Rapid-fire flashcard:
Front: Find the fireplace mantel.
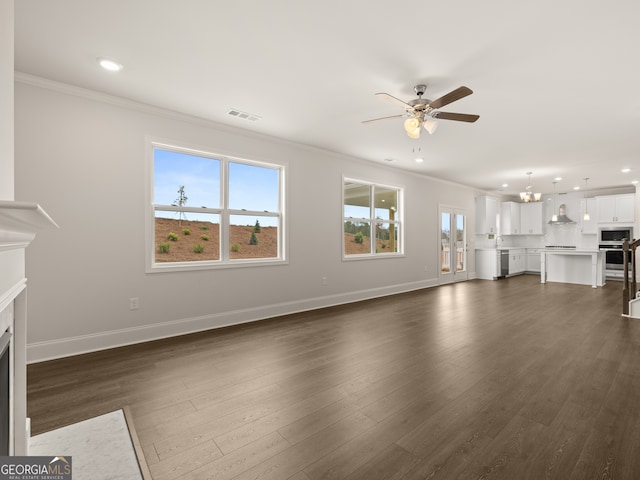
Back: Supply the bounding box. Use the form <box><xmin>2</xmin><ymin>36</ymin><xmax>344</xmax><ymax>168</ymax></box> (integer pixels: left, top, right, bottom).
<box><xmin>0</xmin><ymin>200</ymin><xmax>57</xmax><ymax>455</ymax></box>
<box><xmin>0</xmin><ymin>200</ymin><xmax>58</xmax><ymax>248</ymax></box>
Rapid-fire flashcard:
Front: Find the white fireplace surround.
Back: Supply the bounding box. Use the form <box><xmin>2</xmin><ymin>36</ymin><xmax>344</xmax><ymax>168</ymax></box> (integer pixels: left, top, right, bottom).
<box><xmin>0</xmin><ymin>200</ymin><xmax>57</xmax><ymax>455</ymax></box>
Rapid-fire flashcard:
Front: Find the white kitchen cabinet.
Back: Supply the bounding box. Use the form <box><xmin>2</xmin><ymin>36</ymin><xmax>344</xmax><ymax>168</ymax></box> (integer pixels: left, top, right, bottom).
<box><xmin>526</xmin><ymin>249</ymin><xmax>541</xmax><ymax>273</ymax></box>
<box><xmin>580</xmin><ymin>198</ymin><xmax>597</xmax><ymax>234</ymax></box>
<box><xmin>508</xmin><ymin>249</ymin><xmax>526</xmax><ymax>275</ymax></box>
<box><xmin>614</xmin><ymin>195</ymin><xmax>635</xmax><ymax>223</ymax></box>
<box><xmin>475</xmin><ymin>196</ymin><xmax>498</xmax><ymax>234</ymax></box>
<box><xmin>541</xmin><ymin>250</ymin><xmax>605</xmax><ymax>288</ymax></box>
<box><xmin>520</xmin><ymin>203</ymin><xmax>544</xmax><ymax>235</ymax></box>
<box><xmin>596</xmin><ymin>194</ymin><xmax>635</xmax><ymax>223</ymax></box>
<box><xmin>475</xmin><ymin>249</ymin><xmax>500</xmax><ymax>280</ymax></box>
<box><xmin>501</xmin><ymin>202</ymin><xmax>521</xmax><ymax>235</ymax></box>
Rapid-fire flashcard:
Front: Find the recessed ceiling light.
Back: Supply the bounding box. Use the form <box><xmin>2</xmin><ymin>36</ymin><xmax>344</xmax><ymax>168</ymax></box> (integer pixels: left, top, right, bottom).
<box><xmin>415</xmin><ymin>157</ymin><xmax>424</xmax><ymax>163</ymax></box>
<box><xmin>97</xmin><ymin>57</ymin><xmax>123</xmax><ymax>72</ymax></box>
<box><xmin>573</xmin><ymin>186</ymin><xmax>580</xmax><ymax>190</ymax></box>
<box><xmin>622</xmin><ymin>168</ymin><xmax>631</xmax><ymax>173</ymax></box>
<box><xmin>632</xmin><ymin>180</ymin><xmax>639</xmax><ymax>185</ymax></box>
<box><xmin>501</xmin><ymin>183</ymin><xmax>508</xmax><ymax>188</ymax></box>
<box><xmin>554</xmin><ymin>177</ymin><xmax>562</xmax><ymax>181</ymax></box>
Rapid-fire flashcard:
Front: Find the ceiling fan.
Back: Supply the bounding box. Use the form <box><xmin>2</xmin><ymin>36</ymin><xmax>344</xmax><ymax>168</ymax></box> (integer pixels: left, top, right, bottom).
<box><xmin>362</xmin><ymin>84</ymin><xmax>479</xmax><ymax>138</ymax></box>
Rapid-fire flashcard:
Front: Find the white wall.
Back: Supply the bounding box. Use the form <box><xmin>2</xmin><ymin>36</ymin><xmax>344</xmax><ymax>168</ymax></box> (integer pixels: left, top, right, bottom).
<box><xmin>0</xmin><ymin>0</ymin><xmax>14</xmax><ymax>200</ymax></box>
<box><xmin>15</xmin><ymin>78</ymin><xmax>477</xmax><ymax>362</ymax></box>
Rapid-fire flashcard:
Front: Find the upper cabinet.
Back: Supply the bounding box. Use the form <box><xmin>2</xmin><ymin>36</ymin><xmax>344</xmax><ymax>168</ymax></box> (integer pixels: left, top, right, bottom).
<box><xmin>520</xmin><ymin>203</ymin><xmax>544</xmax><ymax>235</ymax></box>
<box><xmin>499</xmin><ymin>201</ymin><xmax>543</xmax><ymax>235</ymax></box>
<box><xmin>475</xmin><ymin>196</ymin><xmax>498</xmax><ymax>234</ymax></box>
<box><xmin>596</xmin><ymin>194</ymin><xmax>635</xmax><ymax>224</ymax></box>
<box><xmin>500</xmin><ymin>201</ymin><xmax>521</xmax><ymax>235</ymax></box>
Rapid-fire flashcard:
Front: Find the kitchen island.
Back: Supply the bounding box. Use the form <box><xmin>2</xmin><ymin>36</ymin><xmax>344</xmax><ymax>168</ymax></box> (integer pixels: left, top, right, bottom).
<box><xmin>541</xmin><ymin>248</ymin><xmax>605</xmax><ymax>288</ymax></box>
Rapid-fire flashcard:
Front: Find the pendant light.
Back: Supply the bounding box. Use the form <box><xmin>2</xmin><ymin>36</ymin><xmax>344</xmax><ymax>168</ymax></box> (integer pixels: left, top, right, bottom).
<box><xmin>551</xmin><ymin>181</ymin><xmax>558</xmax><ymax>222</ymax></box>
<box><xmin>583</xmin><ymin>177</ymin><xmax>590</xmax><ymax>221</ymax></box>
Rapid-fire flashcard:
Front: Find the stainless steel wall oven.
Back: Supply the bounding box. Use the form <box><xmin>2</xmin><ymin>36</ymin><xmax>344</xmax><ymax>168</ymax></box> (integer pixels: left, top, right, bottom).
<box><xmin>599</xmin><ymin>226</ymin><xmax>634</xmax><ymax>274</ymax></box>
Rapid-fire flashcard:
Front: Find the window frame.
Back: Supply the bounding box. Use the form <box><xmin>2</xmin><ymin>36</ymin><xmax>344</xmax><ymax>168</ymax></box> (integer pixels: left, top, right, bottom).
<box><xmin>146</xmin><ymin>139</ymin><xmax>287</xmax><ymax>272</ymax></box>
<box><xmin>342</xmin><ymin>177</ymin><xmax>404</xmax><ymax>260</ymax></box>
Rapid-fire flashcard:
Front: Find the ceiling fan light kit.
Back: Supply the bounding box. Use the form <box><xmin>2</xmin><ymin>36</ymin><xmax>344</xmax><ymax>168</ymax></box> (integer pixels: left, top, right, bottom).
<box><xmin>423</xmin><ymin>118</ymin><xmax>439</xmax><ymax>135</ymax></box>
<box><xmin>404</xmin><ymin>117</ymin><xmax>421</xmax><ymax>138</ymax></box>
<box><xmin>363</xmin><ymin>84</ymin><xmax>479</xmax><ymax>139</ymax></box>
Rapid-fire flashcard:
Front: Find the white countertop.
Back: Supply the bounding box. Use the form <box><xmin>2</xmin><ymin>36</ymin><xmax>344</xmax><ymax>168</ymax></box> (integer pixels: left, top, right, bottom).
<box><xmin>476</xmin><ymin>247</ymin><xmax>600</xmax><ymax>254</ymax></box>
<box><xmin>542</xmin><ymin>248</ymin><xmax>600</xmax><ymax>254</ymax></box>
<box><xmin>475</xmin><ymin>247</ymin><xmax>542</xmax><ymax>251</ymax></box>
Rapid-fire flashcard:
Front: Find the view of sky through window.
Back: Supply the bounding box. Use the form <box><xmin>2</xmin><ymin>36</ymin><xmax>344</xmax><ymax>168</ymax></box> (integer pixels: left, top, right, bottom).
<box><xmin>154</xmin><ymin>148</ymin><xmax>280</xmax><ymax>226</ymax></box>
<box><xmin>154</xmin><ymin>149</ymin><xmax>220</xmax><ymax>208</ymax></box>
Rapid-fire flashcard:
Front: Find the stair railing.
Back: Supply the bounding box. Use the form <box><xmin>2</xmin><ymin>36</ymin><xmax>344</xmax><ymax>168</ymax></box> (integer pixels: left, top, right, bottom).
<box><xmin>623</xmin><ymin>238</ymin><xmax>640</xmax><ymax>315</ymax></box>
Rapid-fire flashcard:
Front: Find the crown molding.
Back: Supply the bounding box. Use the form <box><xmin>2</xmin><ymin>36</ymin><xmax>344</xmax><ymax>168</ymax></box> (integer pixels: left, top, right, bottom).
<box><xmin>14</xmin><ymin>72</ymin><xmax>312</xmax><ymax>149</ymax></box>
<box><xmin>14</xmin><ymin>72</ymin><xmax>479</xmax><ymax>194</ymax></box>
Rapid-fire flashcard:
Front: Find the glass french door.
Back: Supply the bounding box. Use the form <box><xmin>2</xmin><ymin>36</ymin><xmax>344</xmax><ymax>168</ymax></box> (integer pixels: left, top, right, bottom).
<box><xmin>439</xmin><ymin>206</ymin><xmax>468</xmax><ymax>284</ymax></box>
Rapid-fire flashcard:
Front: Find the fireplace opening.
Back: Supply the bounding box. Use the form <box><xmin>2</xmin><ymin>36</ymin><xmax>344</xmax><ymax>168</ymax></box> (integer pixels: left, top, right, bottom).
<box><xmin>0</xmin><ymin>330</ymin><xmax>11</xmax><ymax>456</ymax></box>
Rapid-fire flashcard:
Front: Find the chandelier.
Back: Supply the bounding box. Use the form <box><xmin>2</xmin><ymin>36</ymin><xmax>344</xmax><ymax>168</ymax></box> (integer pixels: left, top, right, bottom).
<box><xmin>520</xmin><ymin>172</ymin><xmax>541</xmax><ymax>203</ymax></box>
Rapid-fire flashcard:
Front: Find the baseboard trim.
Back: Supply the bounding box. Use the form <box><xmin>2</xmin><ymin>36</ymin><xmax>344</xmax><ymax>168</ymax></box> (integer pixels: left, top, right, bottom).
<box><xmin>27</xmin><ymin>278</ymin><xmax>439</xmax><ymax>363</ymax></box>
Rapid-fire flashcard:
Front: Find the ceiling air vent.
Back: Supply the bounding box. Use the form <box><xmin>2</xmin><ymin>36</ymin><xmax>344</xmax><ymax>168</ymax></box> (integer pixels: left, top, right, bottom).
<box><xmin>227</xmin><ymin>109</ymin><xmax>262</xmax><ymax>122</ymax></box>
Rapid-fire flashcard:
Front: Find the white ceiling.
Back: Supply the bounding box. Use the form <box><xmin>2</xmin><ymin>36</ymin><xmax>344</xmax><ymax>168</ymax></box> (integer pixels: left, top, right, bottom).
<box><xmin>14</xmin><ymin>0</ymin><xmax>640</xmax><ymax>197</ymax></box>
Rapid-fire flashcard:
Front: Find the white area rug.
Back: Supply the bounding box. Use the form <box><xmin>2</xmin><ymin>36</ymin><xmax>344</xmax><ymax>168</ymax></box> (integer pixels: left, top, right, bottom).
<box><xmin>29</xmin><ymin>410</ymin><xmax>143</xmax><ymax>480</ymax></box>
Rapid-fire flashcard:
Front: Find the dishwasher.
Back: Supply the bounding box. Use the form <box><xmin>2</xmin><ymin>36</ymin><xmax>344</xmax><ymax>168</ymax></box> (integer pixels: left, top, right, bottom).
<box><xmin>499</xmin><ymin>249</ymin><xmax>509</xmax><ymax>278</ymax></box>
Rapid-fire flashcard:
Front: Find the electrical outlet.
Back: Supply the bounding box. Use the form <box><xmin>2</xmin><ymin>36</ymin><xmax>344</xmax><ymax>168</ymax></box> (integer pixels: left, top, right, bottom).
<box><xmin>321</xmin><ymin>276</ymin><xmax>327</xmax><ymax>286</ymax></box>
<box><xmin>130</xmin><ymin>297</ymin><xmax>139</xmax><ymax>310</ymax></box>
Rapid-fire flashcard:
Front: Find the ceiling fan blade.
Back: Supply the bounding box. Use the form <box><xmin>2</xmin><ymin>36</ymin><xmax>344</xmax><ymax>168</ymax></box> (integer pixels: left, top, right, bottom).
<box><xmin>428</xmin><ymin>86</ymin><xmax>473</xmax><ymax>109</ymax></box>
<box><xmin>431</xmin><ymin>111</ymin><xmax>480</xmax><ymax>123</ymax></box>
<box><xmin>361</xmin><ymin>114</ymin><xmax>405</xmax><ymax>124</ymax></box>
<box><xmin>375</xmin><ymin>92</ymin><xmax>413</xmax><ymax>110</ymax></box>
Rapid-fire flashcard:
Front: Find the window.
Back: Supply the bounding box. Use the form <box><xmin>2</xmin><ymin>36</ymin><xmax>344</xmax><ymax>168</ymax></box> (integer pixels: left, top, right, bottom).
<box><xmin>343</xmin><ymin>179</ymin><xmax>402</xmax><ymax>257</ymax></box>
<box><xmin>149</xmin><ymin>142</ymin><xmax>284</xmax><ymax>271</ymax></box>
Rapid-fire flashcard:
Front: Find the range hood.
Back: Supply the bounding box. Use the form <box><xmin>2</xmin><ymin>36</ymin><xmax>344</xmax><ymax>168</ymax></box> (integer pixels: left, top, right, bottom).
<box><xmin>548</xmin><ymin>203</ymin><xmax>576</xmax><ymax>225</ymax></box>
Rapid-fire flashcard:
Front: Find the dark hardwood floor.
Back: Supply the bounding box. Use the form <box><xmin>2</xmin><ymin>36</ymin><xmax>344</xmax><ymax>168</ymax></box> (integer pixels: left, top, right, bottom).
<box><xmin>27</xmin><ymin>275</ymin><xmax>640</xmax><ymax>479</ymax></box>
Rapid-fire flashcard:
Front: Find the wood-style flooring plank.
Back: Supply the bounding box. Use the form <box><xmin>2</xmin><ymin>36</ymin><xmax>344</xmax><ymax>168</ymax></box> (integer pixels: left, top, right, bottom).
<box><xmin>303</xmin><ymin>395</ymin><xmax>451</xmax><ymax>480</ymax></box>
<box><xmin>399</xmin><ymin>426</ymin><xmax>493</xmax><ymax>480</ymax></box>
<box><xmin>454</xmin><ymin>414</ymin><xmax>546</xmax><ymax>480</ymax></box>
<box><xmin>519</xmin><ymin>399</ymin><xmax>593</xmax><ymax>480</ymax></box>
<box><xmin>231</xmin><ymin>412</ymin><xmax>377</xmax><ymax>480</ymax></box>
<box><xmin>342</xmin><ymin>444</ymin><xmax>421</xmax><ymax>480</ymax></box>
<box><xmin>183</xmin><ymin>431</ymin><xmax>290</xmax><ymax>480</ymax></box>
<box><xmin>569</xmin><ymin>371</ymin><xmax>640</xmax><ymax>479</ymax></box>
<box><xmin>148</xmin><ymin>440</ymin><xmax>222</xmax><ymax>480</ymax></box>
<box><xmin>26</xmin><ymin>275</ymin><xmax>640</xmax><ymax>479</ymax></box>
